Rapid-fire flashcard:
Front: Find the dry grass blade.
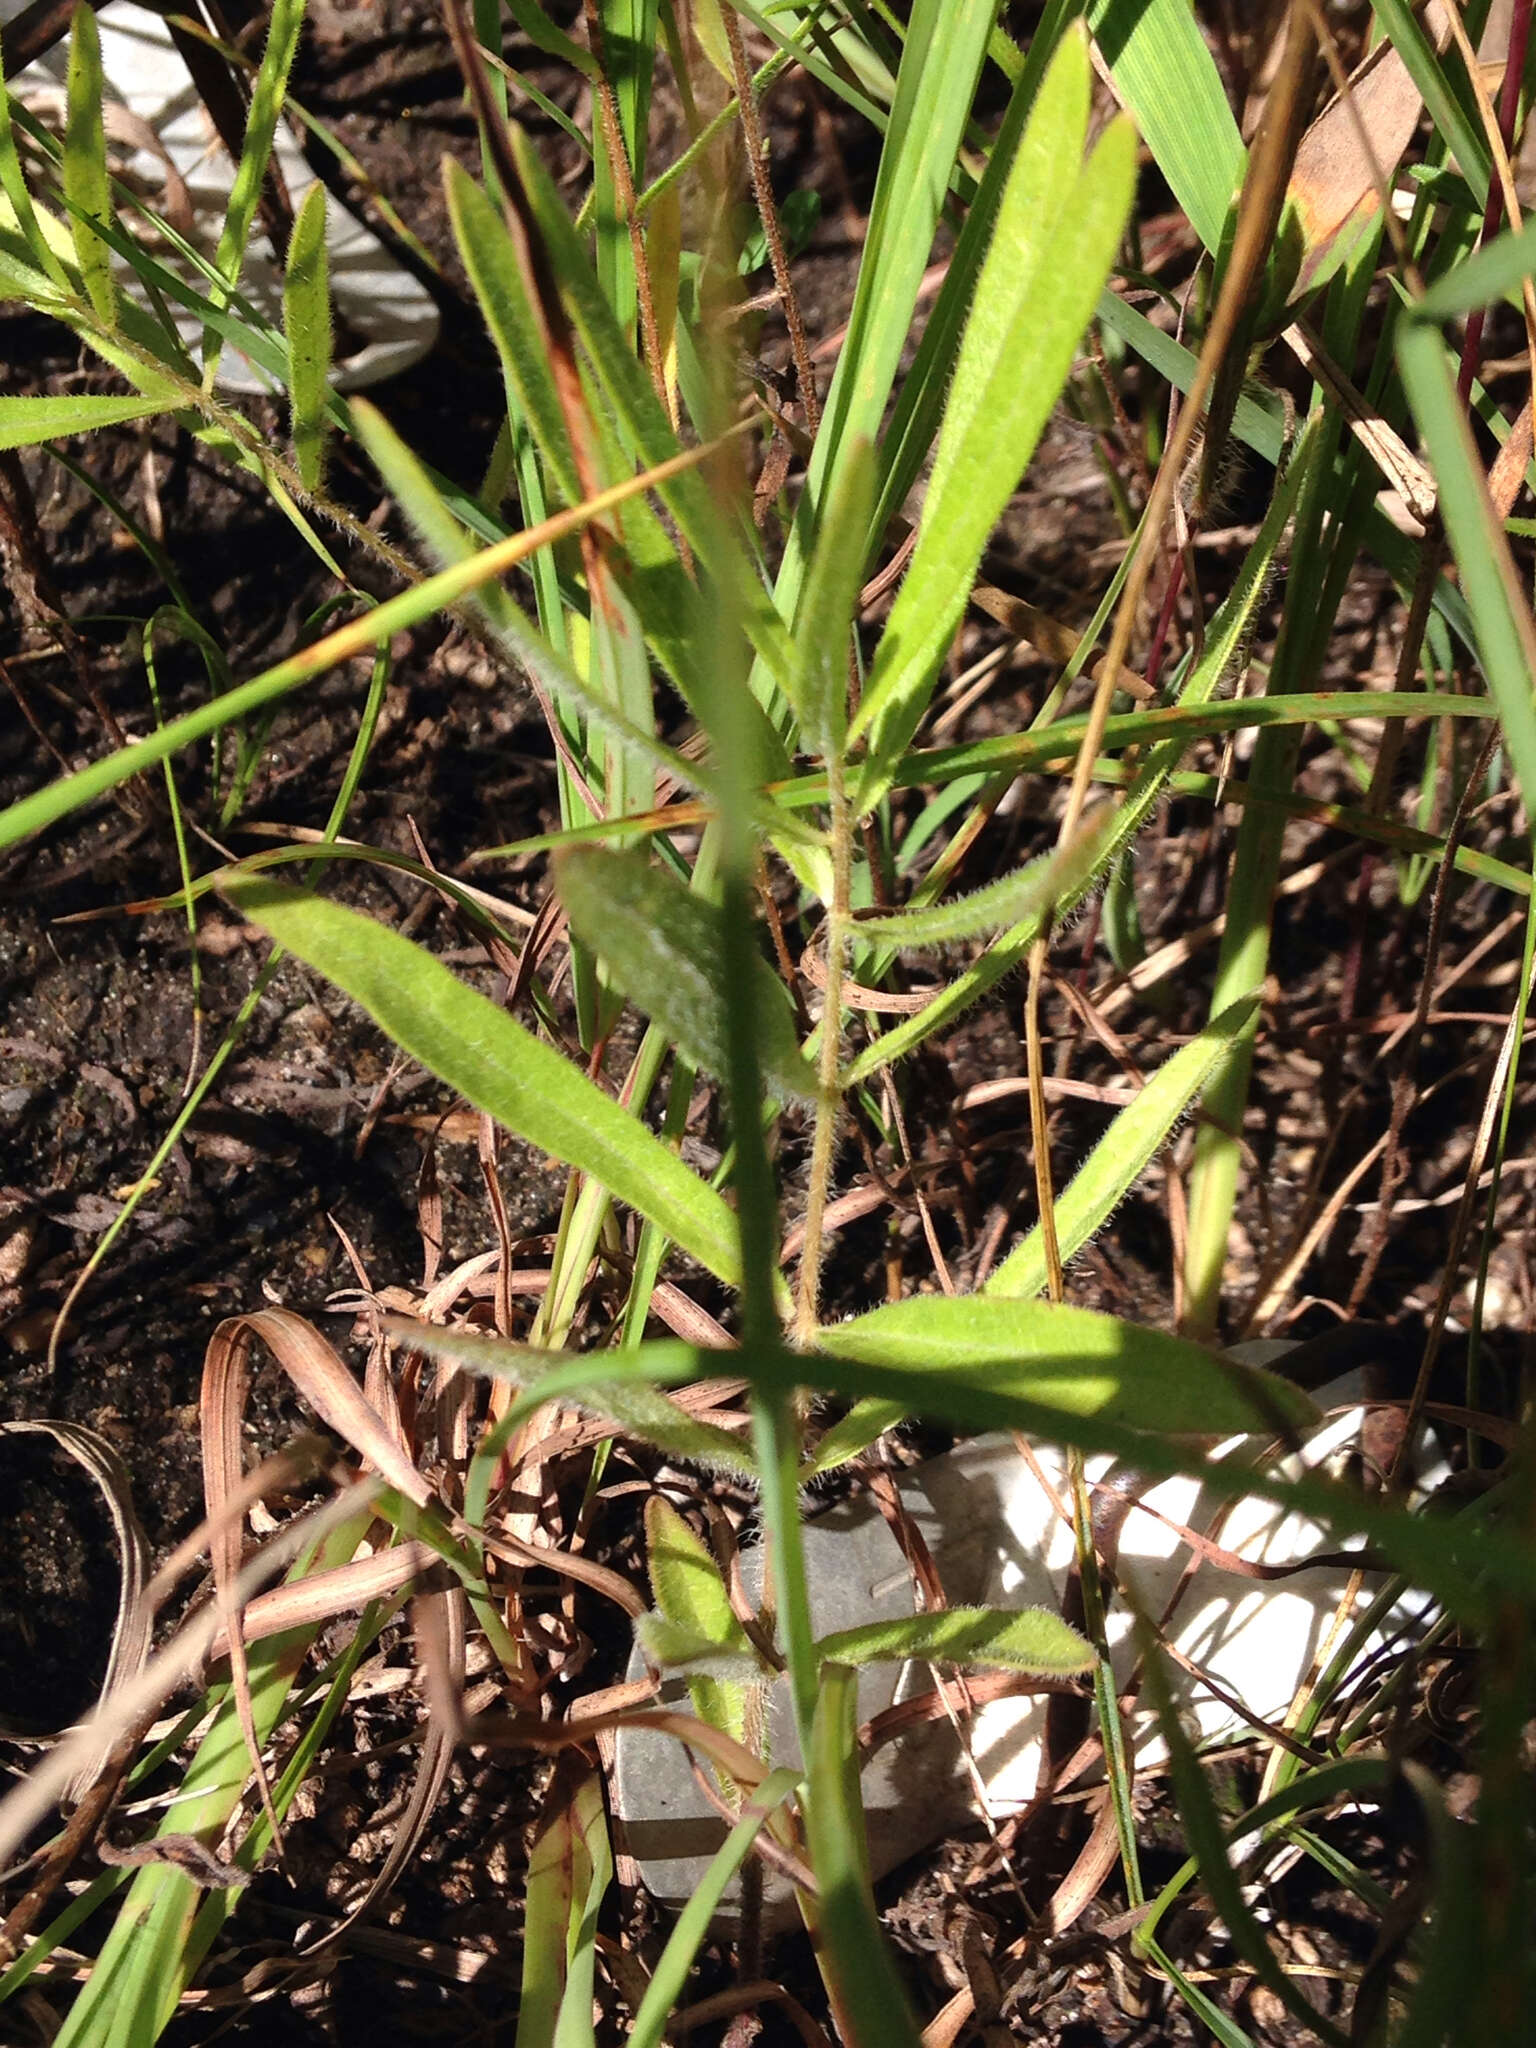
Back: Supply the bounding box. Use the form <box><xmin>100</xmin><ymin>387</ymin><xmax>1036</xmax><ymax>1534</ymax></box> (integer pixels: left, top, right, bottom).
<box><xmin>204</xmin><ymin>1540</ymin><xmax>446</xmax><ymax>1658</ymax></box>
<box><xmin>296</xmin><ymin>1588</ymin><xmax>468</xmax><ymax>1961</ymax></box>
<box><xmin>200</xmin><ymin>1310</ymin><xmax>434</xmax><ymax>1849</ymax></box>
<box><xmin>0</xmin><ymin>1484</ymin><xmax>377</xmax><ymax>1874</ymax></box>
<box><xmin>0</xmin><ymin>1420</ymin><xmax>150</xmax><ymax>1803</ymax></box>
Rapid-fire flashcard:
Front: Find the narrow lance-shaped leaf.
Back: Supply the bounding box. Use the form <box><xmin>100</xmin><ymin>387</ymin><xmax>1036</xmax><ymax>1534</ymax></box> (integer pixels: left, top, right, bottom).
<box><xmin>555</xmin><ymin>844</ymin><xmax>816</xmax><ymax>1102</ymax></box>
<box><xmin>1085</xmin><ymin>0</ymin><xmax>1244</xmax><ymax>255</ymax></box>
<box><xmin>0</xmin><ymin>28</ymin><xmax>70</xmax><ymax>292</ymax></box>
<box><xmin>813</xmin><ymin>1605</ymin><xmax>1094</xmax><ymax>1676</ymax></box>
<box><xmin>0</xmin><ymin>392</ymin><xmax>176</xmax><ymax>449</ymax></box>
<box><xmin>986</xmin><ymin>991</ymin><xmax>1262</xmax><ymax>1298</ymax></box>
<box><xmin>218</xmin><ymin>877</ymin><xmax>744</xmax><ymax>1286</ymax></box>
<box><xmin>804</xmin><ymin>1667</ymin><xmax>923</xmax><ymax>2048</ymax></box>
<box><xmin>854</xmin><ymin>807</ymin><xmax>1116</xmax><ymax>950</ymax></box>
<box><xmin>284</xmin><ymin>181</ymin><xmax>331</xmax><ymax>493</ymax></box>
<box><xmin>842</xmin><ymin>412</ymin><xmax>1317</xmax><ymax>1085</ymax></box>
<box><xmin>1398</xmin><ymin>317</ymin><xmax>1536</xmax><ymax>841</ymax></box>
<box><xmin>852</xmin><ymin>35</ymin><xmax>1137</xmax><ymax>810</ymax></box>
<box><xmin>645</xmin><ymin>1497</ymin><xmax>759</xmax><ymax>1756</ymax></box>
<box><xmin>64</xmin><ymin>2</ymin><xmax>115</xmax><ymax>325</ymax></box>
<box><xmin>816</xmin><ymin>1298</ymin><xmax>1320</xmax><ymax>1437</ymax></box>
<box><xmin>209</xmin><ymin>0</ymin><xmax>305</xmax><ymax>311</ymax></box>
<box><xmin>786</xmin><ymin>434</ymin><xmax>876</xmax><ymax>759</ymax></box>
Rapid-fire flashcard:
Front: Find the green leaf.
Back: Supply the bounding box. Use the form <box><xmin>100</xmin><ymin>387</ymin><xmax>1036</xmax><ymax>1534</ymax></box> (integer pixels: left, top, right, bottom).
<box><xmin>813</xmin><ymin>1605</ymin><xmax>1094</xmax><ymax>1676</ymax></box>
<box><xmin>771</xmin><ymin>0</ymin><xmax>999</xmax><ymax>626</ymax></box>
<box><xmin>506</xmin><ymin>126</ymin><xmax>794</xmax><ymax>711</ymax></box>
<box><xmin>801</xmin><ymin>1397</ymin><xmax>906</xmax><ymax>1479</ymax></box>
<box><xmin>816</xmin><ymin>1298</ymin><xmax>1320</xmax><ymax>1437</ymax></box>
<box><xmin>554</xmin><ymin>844</ymin><xmax>815</xmax><ymax>1101</ymax></box>
<box><xmin>444</xmin><ymin>158</ymin><xmax>577</xmax><ymax>504</ymax></box>
<box><xmin>218</xmin><ymin>877</ymin><xmax>743</xmax><ymax>1285</ymax></box>
<box><xmin>0</xmin><ymin>29</ymin><xmax>70</xmax><ymax>293</ymax></box>
<box><xmin>208</xmin><ymin>0</ymin><xmax>305</xmax><ymax>338</ymax></box>
<box><xmin>1398</xmin><ymin>321</ymin><xmax>1536</xmax><ymax>849</ymax></box>
<box><xmin>625</xmin><ymin>1770</ymin><xmax>801</xmax><ymax>2048</ymax></box>
<box><xmin>1086</xmin><ymin>0</ymin><xmax>1244</xmax><ymax>253</ymax></box>
<box><xmin>1369</xmin><ymin>0</ymin><xmax>1488</xmax><ymax>212</ymax></box>
<box><xmin>804</xmin><ymin>1666</ymin><xmax>923</xmax><ymax>2048</ymax></box>
<box><xmin>851</xmin><ymin>36</ymin><xmax>1137</xmax><ymax>808</ymax></box>
<box><xmin>646</xmin><ymin>1497</ymin><xmax>758</xmax><ymax>1754</ymax></box>
<box><xmin>986</xmin><ymin>992</ymin><xmax>1261</xmax><ymax>1297</ymax></box>
<box><xmin>635</xmin><ymin>1615</ymin><xmax>762</xmax><ymax>1675</ymax></box>
<box><xmin>853</xmin><ymin>809</ymin><xmax>1116</xmax><ymax>950</ymax></box>
<box><xmin>63</xmin><ymin>2</ymin><xmax>114</xmax><ymax>325</ymax></box>
<box><xmin>1140</xmin><ymin>1634</ymin><xmax>1348</xmax><ymax>2048</ymax></box>
<box><xmin>1414</xmin><ymin>216</ymin><xmax>1536</xmax><ymax>323</ymax></box>
<box><xmin>842</xmin><ymin>411</ymin><xmax>1315</xmax><ymax>1084</ymax></box>
<box><xmin>0</xmin><ymin>391</ymin><xmax>176</xmax><ymax>449</ymax></box>
<box><xmin>785</xmin><ymin>434</ymin><xmax>875</xmax><ymax>758</ymax></box>
<box><xmin>283</xmin><ymin>181</ymin><xmax>331</xmax><ymax>493</ymax></box>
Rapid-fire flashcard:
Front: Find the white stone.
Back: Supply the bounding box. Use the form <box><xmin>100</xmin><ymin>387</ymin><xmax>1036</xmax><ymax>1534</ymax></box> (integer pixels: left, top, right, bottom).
<box><xmin>6</xmin><ymin>2</ymin><xmax>439</xmax><ymax>393</ymax></box>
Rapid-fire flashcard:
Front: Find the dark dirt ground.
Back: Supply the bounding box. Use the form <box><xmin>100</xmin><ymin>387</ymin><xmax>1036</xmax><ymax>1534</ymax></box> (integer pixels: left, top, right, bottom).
<box><xmin>2</xmin><ymin>3</ymin><xmax>1533</xmax><ymax>2043</ymax></box>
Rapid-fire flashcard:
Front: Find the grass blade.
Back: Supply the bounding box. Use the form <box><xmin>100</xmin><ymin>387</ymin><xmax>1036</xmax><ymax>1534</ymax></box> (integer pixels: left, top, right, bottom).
<box><xmin>813</xmin><ymin>1606</ymin><xmax>1093</xmax><ymax>1675</ymax></box>
<box><xmin>205</xmin><ymin>0</ymin><xmax>306</xmax><ymax>369</ymax></box>
<box><xmin>852</xmin><ymin>32</ymin><xmax>1136</xmax><ymax>806</ymax></box>
<box><xmin>626</xmin><ymin>1770</ymin><xmax>801</xmax><ymax>2048</ymax></box>
<box><xmin>814</xmin><ymin>1298</ymin><xmax>1319</xmax><ymax>1435</ymax></box>
<box><xmin>803</xmin><ymin>1665</ymin><xmax>922</xmax><ymax>2048</ymax></box>
<box><xmin>0</xmin><ymin>391</ymin><xmax>178</xmax><ymax>446</ymax></box>
<box><xmin>772</xmin><ymin>0</ymin><xmax>998</xmax><ymax>623</ymax></box>
<box><xmin>1086</xmin><ymin>0</ymin><xmax>1243</xmax><ymax>252</ymax></box>
<box><xmin>1399</xmin><ymin>317</ymin><xmax>1536</xmax><ymax>847</ymax></box>
<box><xmin>986</xmin><ymin>992</ymin><xmax>1261</xmax><ymax>1298</ymax></box>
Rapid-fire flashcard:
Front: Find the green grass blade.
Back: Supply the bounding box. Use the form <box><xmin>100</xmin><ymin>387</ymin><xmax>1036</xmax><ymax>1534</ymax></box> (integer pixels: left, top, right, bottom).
<box><xmin>0</xmin><ymin>431</ymin><xmax>739</xmax><ymax>854</ymax></box>
<box><xmin>1370</xmin><ymin>0</ymin><xmax>1489</xmax><ymax>210</ymax></box>
<box><xmin>772</xmin><ymin>0</ymin><xmax>998</xmax><ymax>622</ymax></box>
<box><xmin>218</xmin><ymin>878</ymin><xmax>743</xmax><ymax>1286</ymax></box>
<box><xmin>205</xmin><ymin>0</ymin><xmax>306</xmax><ymax>366</ymax></box>
<box><xmin>842</xmin><ymin>420</ymin><xmax>1313</xmax><ymax>1082</ymax></box>
<box><xmin>0</xmin><ymin>32</ymin><xmax>70</xmax><ymax>291</ymax></box>
<box><xmin>1398</xmin><ymin>320</ymin><xmax>1536</xmax><ymax>830</ymax></box>
<box><xmin>804</xmin><ymin>1665</ymin><xmax>923</xmax><ymax>2048</ymax></box>
<box><xmin>1085</xmin><ymin>0</ymin><xmax>1244</xmax><ymax>252</ymax></box>
<box><xmin>986</xmin><ymin>992</ymin><xmax>1261</xmax><ymax>1298</ymax></box>
<box><xmin>1414</xmin><ymin>214</ymin><xmax>1536</xmax><ymax>322</ymax></box>
<box><xmin>785</xmin><ymin>434</ymin><xmax>875</xmax><ymax>757</ymax></box>
<box><xmin>852</xmin><ymin>40</ymin><xmax>1135</xmax><ymax>806</ymax></box>
<box><xmin>626</xmin><ymin>1770</ymin><xmax>801</xmax><ymax>2048</ymax></box>
<box><xmin>445</xmin><ymin>158</ymin><xmax>578</xmax><ymax>501</ymax></box>
<box><xmin>63</xmin><ymin>2</ymin><xmax>115</xmax><ymax>325</ymax></box>
<box><xmin>869</xmin><ymin>0</ymin><xmax>1084</xmax><ymax>543</ymax></box>
<box><xmin>283</xmin><ymin>181</ymin><xmax>331</xmax><ymax>492</ymax></box>
<box><xmin>1139</xmin><ymin>1633</ymin><xmax>1348</xmax><ymax>2048</ymax></box>
<box><xmin>852</xmin><ymin>812</ymin><xmax>1114</xmax><ymax>950</ymax></box>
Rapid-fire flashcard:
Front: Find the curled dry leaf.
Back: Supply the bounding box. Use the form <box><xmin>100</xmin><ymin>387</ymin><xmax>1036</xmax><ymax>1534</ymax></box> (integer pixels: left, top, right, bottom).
<box><xmin>0</xmin><ymin>1418</ymin><xmax>150</xmax><ymax>1797</ymax></box>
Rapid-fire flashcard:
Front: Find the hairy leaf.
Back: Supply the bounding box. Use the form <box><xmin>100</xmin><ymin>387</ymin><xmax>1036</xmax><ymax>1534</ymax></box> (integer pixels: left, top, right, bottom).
<box><xmin>555</xmin><ymin>844</ymin><xmax>815</xmax><ymax>1100</ymax></box>
<box><xmin>814</xmin><ymin>1605</ymin><xmax>1093</xmax><ymax>1676</ymax></box>
<box><xmin>219</xmin><ymin>878</ymin><xmax>742</xmax><ymax>1285</ymax></box>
